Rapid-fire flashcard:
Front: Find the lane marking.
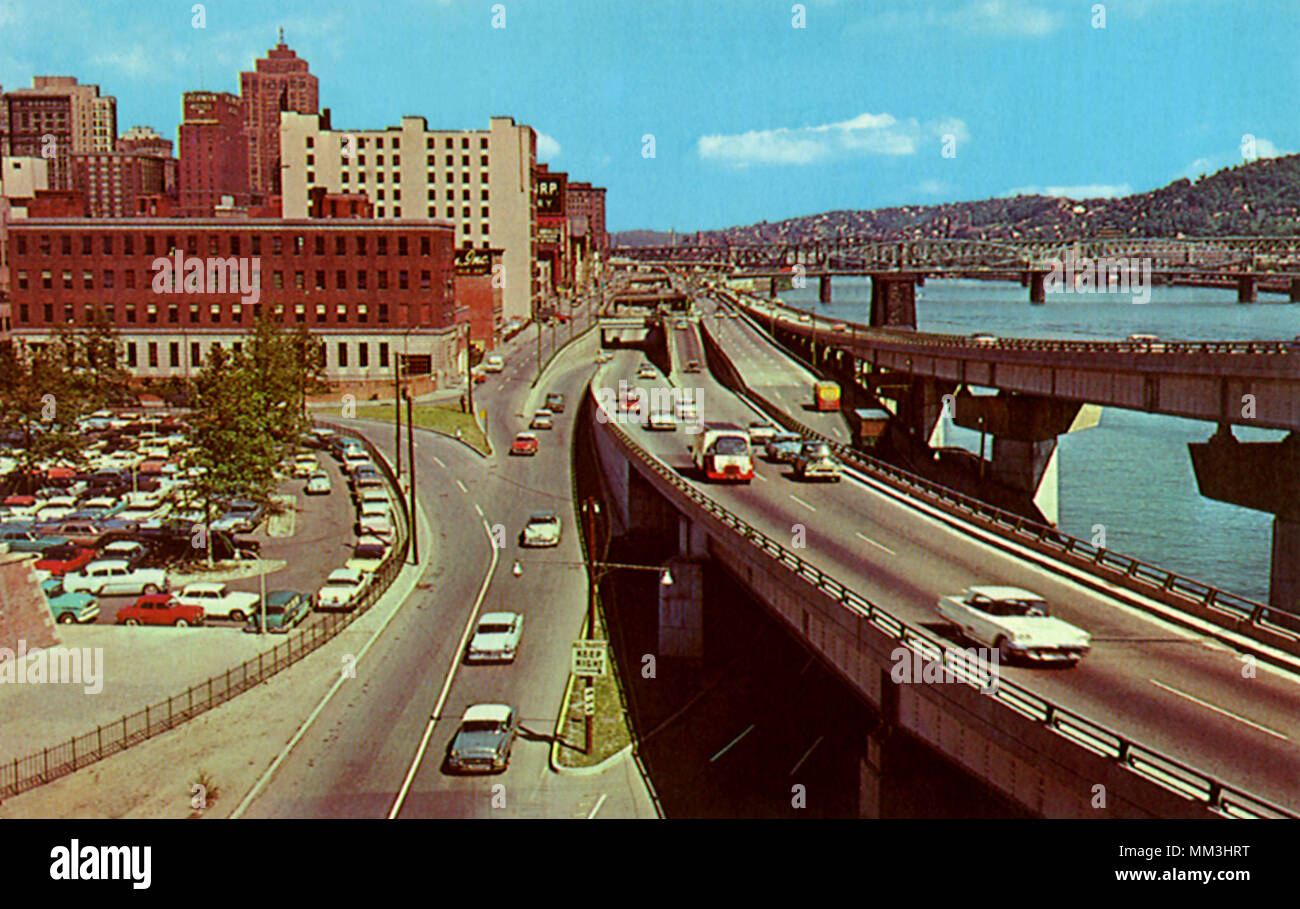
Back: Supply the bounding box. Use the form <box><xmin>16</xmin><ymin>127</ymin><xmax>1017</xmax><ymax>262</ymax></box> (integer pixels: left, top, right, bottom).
<box><xmin>710</xmin><ymin>724</ymin><xmax>755</xmax><ymax>762</ymax></box>
<box><xmin>752</xmin><ymin>471</ymin><xmax>767</xmax><ymax>482</ymax></box>
<box><xmin>789</xmin><ymin>735</ymin><xmax>824</xmax><ymax>776</ymax></box>
<box><xmin>455</xmin><ymin>479</ymin><xmax>468</xmax><ymax>494</ymax></box>
<box><xmin>389</xmin><ymin>518</ymin><xmax>502</xmax><ymax>818</ymax></box>
<box><xmin>473</xmin><ymin>503</ymin><xmax>484</xmax><ymax>517</ymax></box>
<box><xmin>587</xmin><ymin>793</ymin><xmax>609</xmax><ymax>819</ymax></box>
<box><xmin>432</xmin><ymin>456</ymin><xmax>446</xmax><ymax>469</ymax></box>
<box><xmin>855</xmin><ymin>531</ymin><xmax>896</xmax><ymax>555</ymax></box>
<box><xmin>788</xmin><ymin>494</ymin><xmax>817</xmax><ymax>513</ymax></box>
<box><xmin>1148</xmin><ymin>678</ymin><xmax>1289</xmax><ymax>741</ymax></box>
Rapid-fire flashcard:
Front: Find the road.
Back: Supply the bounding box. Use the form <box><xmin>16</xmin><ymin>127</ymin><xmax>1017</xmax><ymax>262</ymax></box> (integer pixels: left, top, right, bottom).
<box><xmin>239</xmin><ymin>311</ymin><xmax>657</xmax><ymax>819</ymax></box>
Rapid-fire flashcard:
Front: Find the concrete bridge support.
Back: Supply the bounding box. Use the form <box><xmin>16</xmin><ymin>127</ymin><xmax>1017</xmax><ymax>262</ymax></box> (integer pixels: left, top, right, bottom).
<box><xmin>1238</xmin><ymin>275</ymin><xmax>1258</xmax><ymax>303</ymax></box>
<box><xmin>952</xmin><ymin>392</ymin><xmax>1101</xmax><ymax>526</ymax></box>
<box><xmin>901</xmin><ymin>377</ymin><xmax>955</xmax><ymax>449</ymax></box>
<box><xmin>1189</xmin><ymin>428</ymin><xmax>1300</xmax><ymax>612</ymax></box>
<box><xmin>1028</xmin><ymin>270</ymin><xmax>1047</xmax><ymax>305</ymax></box>
<box><xmin>769</xmin><ymin>277</ymin><xmax>780</xmax><ymax>299</ymax></box>
<box><xmin>1290</xmin><ymin>278</ymin><xmax>1300</xmax><ymax>303</ymax></box>
<box><xmin>819</xmin><ymin>274</ymin><xmax>833</xmax><ymax>304</ymax></box>
<box><xmin>859</xmin><ymin>669</ymin><xmax>898</xmax><ymax>818</ymax></box>
<box><xmin>658</xmin><ymin>557</ymin><xmax>704</xmax><ymax>661</ymax></box>
<box><xmin>869</xmin><ymin>274</ymin><xmax>917</xmax><ymax>328</ymax></box>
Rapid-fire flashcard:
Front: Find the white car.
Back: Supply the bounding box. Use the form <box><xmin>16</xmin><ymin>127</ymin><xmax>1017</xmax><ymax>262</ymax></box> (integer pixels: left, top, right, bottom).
<box><xmin>343</xmin><ymin>453</ymin><xmax>373</xmax><ymax>475</ymax></box>
<box><xmin>359</xmin><ymin>513</ymin><xmax>395</xmax><ymax>539</ymax></box>
<box><xmin>530</xmin><ymin>409</ymin><xmax>554</xmax><ymax>430</ymax></box>
<box><xmin>936</xmin><ymin>585</ymin><xmax>1092</xmax><ymax>665</ymax></box>
<box><xmin>174</xmin><ymin>582</ymin><xmax>260</xmax><ymax>621</ymax></box>
<box><xmin>358</xmin><ymin>500</ymin><xmax>392</xmax><ymax>525</ymax></box>
<box><xmin>345</xmin><ymin>536</ymin><xmax>389</xmax><ymax>574</ymax></box>
<box><xmin>293</xmin><ymin>454</ymin><xmax>320</xmax><ymax>478</ymax></box>
<box><xmin>519</xmin><ymin>511</ymin><xmax>561</xmax><ymax>547</ymax></box>
<box><xmin>63</xmin><ymin>560</ymin><xmax>168</xmax><ymax>597</ymax></box>
<box><xmin>747</xmin><ymin>422</ymin><xmax>778</xmax><ymax>445</ymax></box>
<box><xmin>316</xmin><ymin>566</ymin><xmax>368</xmax><ymax>610</ymax></box>
<box><xmin>306</xmin><ymin>471</ymin><xmax>332</xmax><ymax>495</ymax></box>
<box><xmin>483</xmin><ymin>354</ymin><xmax>505</xmax><ymax>373</ymax></box>
<box><xmin>647</xmin><ymin>410</ymin><xmax>677</xmax><ymax>431</ymax></box>
<box><xmin>466</xmin><ymin>612</ymin><xmax>524</xmax><ymax>662</ymax></box>
<box><xmin>636</xmin><ymin>365</ymin><xmax>657</xmax><ymax>381</ymax></box>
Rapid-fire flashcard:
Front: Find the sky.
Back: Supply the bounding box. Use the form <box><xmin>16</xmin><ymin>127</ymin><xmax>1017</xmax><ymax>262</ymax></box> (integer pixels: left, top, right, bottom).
<box><xmin>1</xmin><ymin>0</ymin><xmax>1296</xmax><ymax>232</ymax></box>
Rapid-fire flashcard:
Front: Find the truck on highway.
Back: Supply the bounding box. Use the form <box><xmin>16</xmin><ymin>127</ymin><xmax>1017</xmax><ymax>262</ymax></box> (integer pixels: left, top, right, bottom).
<box><xmin>813</xmin><ymin>380</ymin><xmax>841</xmax><ymax>412</ymax></box>
<box><xmin>690</xmin><ymin>422</ymin><xmax>754</xmax><ymax>482</ymax></box>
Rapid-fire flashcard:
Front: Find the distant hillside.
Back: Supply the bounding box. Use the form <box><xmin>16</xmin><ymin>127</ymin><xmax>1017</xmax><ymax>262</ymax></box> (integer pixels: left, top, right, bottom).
<box><xmin>621</xmin><ymin>155</ymin><xmax>1300</xmax><ymax>247</ymax></box>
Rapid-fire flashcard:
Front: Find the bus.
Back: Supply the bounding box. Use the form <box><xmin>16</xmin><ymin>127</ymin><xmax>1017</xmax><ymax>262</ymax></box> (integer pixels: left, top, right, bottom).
<box><xmin>690</xmin><ymin>422</ymin><xmax>754</xmax><ymax>482</ymax></box>
<box><xmin>813</xmin><ymin>380</ymin><xmax>841</xmax><ymax>412</ymax></box>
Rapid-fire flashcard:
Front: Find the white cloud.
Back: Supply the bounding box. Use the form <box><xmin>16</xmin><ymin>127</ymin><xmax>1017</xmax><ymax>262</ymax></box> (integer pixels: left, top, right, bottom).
<box><xmin>1175</xmin><ymin>137</ymin><xmax>1293</xmax><ymax>180</ymax></box>
<box><xmin>873</xmin><ymin>0</ymin><xmax>1064</xmax><ymax>37</ymax></box>
<box><xmin>1002</xmin><ymin>184</ymin><xmax>1132</xmax><ymax>199</ymax></box>
<box><xmin>698</xmin><ymin>111</ymin><xmax>968</xmax><ymax>168</ymax></box>
<box><xmin>916</xmin><ymin>179</ymin><xmax>954</xmax><ymax>195</ymax></box>
<box><xmin>536</xmin><ymin>133</ymin><xmax>561</xmax><ymax>161</ymax></box>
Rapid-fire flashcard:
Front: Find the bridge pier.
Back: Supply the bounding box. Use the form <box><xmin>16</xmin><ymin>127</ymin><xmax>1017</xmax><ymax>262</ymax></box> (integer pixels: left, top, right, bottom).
<box><xmin>1189</xmin><ymin>428</ymin><xmax>1300</xmax><ymax>613</ymax></box>
<box><xmin>769</xmin><ymin>277</ymin><xmax>780</xmax><ymax>299</ymax></box>
<box><xmin>952</xmin><ymin>392</ymin><xmax>1101</xmax><ymax>526</ymax></box>
<box><xmin>1028</xmin><ymin>270</ymin><xmax>1047</xmax><ymax>305</ymax></box>
<box><xmin>819</xmin><ymin>274</ymin><xmax>832</xmax><ymax>304</ymax></box>
<box><xmin>1238</xmin><ymin>275</ymin><xmax>1258</xmax><ymax>303</ymax></box>
<box><xmin>1290</xmin><ymin>278</ymin><xmax>1300</xmax><ymax>303</ymax></box>
<box><xmin>657</xmin><ymin>556</ymin><xmax>704</xmax><ymax>661</ymax></box>
<box><xmin>869</xmin><ymin>274</ymin><xmax>917</xmax><ymax>328</ymax></box>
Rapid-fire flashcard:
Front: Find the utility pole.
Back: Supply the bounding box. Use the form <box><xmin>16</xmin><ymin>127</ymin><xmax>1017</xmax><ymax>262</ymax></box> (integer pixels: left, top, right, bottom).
<box><xmin>393</xmin><ymin>351</ymin><xmax>402</xmax><ymax>478</ymax></box>
<box><xmin>463</xmin><ymin>322</ymin><xmax>474</xmax><ymax>419</ymax></box>
<box><xmin>584</xmin><ymin>498</ymin><xmax>598</xmax><ymax>756</ymax></box>
<box><xmin>406</xmin><ymin>390</ymin><xmax>418</xmax><ymax>564</ymax></box>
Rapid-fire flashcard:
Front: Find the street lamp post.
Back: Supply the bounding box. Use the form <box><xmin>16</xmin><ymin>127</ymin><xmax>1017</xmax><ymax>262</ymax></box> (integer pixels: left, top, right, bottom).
<box><xmin>405</xmin><ymin>390</ymin><xmax>418</xmax><ymax>564</ymax></box>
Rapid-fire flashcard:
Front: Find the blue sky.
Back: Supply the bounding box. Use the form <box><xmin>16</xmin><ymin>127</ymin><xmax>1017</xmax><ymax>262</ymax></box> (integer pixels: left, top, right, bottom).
<box><xmin>1</xmin><ymin>0</ymin><xmax>1295</xmax><ymax>232</ymax></box>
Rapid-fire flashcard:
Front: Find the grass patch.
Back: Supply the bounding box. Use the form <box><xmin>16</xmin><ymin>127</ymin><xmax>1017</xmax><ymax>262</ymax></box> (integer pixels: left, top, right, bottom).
<box><xmin>556</xmin><ymin>671</ymin><xmax>633</xmax><ymax>768</ymax></box>
<box><xmin>354</xmin><ymin>401</ymin><xmax>490</xmax><ymax>455</ymax></box>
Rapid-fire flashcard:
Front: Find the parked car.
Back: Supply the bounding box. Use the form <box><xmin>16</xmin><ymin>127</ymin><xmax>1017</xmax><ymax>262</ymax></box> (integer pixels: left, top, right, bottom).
<box><xmin>212</xmin><ymin>500</ymin><xmax>264</xmax><ymax>534</ymax></box>
<box><xmin>359</xmin><ymin>513</ymin><xmax>395</xmax><ymax>540</ymax></box>
<box><xmin>792</xmin><ymin>440</ymin><xmax>842</xmax><ymax>482</ymax></box>
<box><xmin>63</xmin><ymin>560</ymin><xmax>168</xmax><ymax>596</ymax></box>
<box><xmin>97</xmin><ymin>539</ymin><xmax>152</xmax><ymax>569</ymax></box>
<box><xmin>345</xmin><ymin>537</ymin><xmax>389</xmax><ymax>574</ymax></box>
<box><xmin>34</xmin><ymin>544</ymin><xmax>97</xmax><ymax>577</ymax></box>
<box><xmin>292</xmin><ymin>454</ymin><xmax>320</xmax><ymax>478</ymax></box>
<box><xmin>40</xmin><ymin>577</ymin><xmax>99</xmax><ymax>624</ymax></box>
<box><xmin>936</xmin><ymin>585</ymin><xmax>1092</xmax><ymax>665</ymax></box>
<box><xmin>466</xmin><ymin>612</ymin><xmax>524</xmax><ymax>663</ymax></box>
<box><xmin>243</xmin><ymin>590</ymin><xmax>311</xmax><ymax>634</ymax></box>
<box><xmin>530</xmin><ymin>409</ymin><xmax>554</xmax><ymax>430</ymax></box>
<box><xmin>545</xmin><ymin>392</ymin><xmax>565</xmax><ymax>413</ymax></box>
<box><xmin>174</xmin><ymin>582</ymin><xmax>260</xmax><ymax>622</ymax></box>
<box><xmin>0</xmin><ymin>528</ymin><xmax>69</xmax><ymax>553</ymax></box>
<box><xmin>747</xmin><ymin>421</ymin><xmax>778</xmax><ymax>445</ymax></box>
<box><xmin>316</xmin><ymin>567</ymin><xmax>368</xmax><ymax>611</ymax></box>
<box><xmin>305</xmin><ymin>471</ymin><xmax>332</xmax><ymax>495</ymax></box>
<box><xmin>116</xmin><ymin>594</ymin><xmax>204</xmax><ymax>627</ymax></box>
<box><xmin>444</xmin><ymin>704</ymin><xmax>518</xmax><ymax>773</ymax></box>
<box><xmin>765</xmin><ymin>433</ymin><xmax>804</xmax><ymax>463</ymax></box>
<box><xmin>519</xmin><ymin>510</ymin><xmax>561</xmax><ymax>547</ymax></box>
<box><xmin>511</xmin><ymin>432</ymin><xmax>539</xmax><ymax>456</ymax></box>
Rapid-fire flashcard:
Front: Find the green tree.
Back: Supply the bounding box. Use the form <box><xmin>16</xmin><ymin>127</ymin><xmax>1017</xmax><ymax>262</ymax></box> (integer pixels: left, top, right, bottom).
<box><xmin>0</xmin><ymin>340</ymin><xmax>88</xmax><ymax>492</ymax></box>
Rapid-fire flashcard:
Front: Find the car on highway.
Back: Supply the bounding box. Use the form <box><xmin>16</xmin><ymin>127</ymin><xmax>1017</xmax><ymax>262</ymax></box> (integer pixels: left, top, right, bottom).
<box><xmin>969</xmin><ymin>333</ymin><xmax>999</xmax><ymax>346</ymax></box>
<box><xmin>519</xmin><ymin>510</ymin><xmax>562</xmax><ymax>547</ymax></box>
<box><xmin>792</xmin><ymin>440</ymin><xmax>842</xmax><ymax>482</ymax></box>
<box><xmin>636</xmin><ymin>365</ymin><xmax>657</xmax><ymax>381</ymax></box>
<box><xmin>765</xmin><ymin>433</ymin><xmax>804</xmax><ymax>463</ymax></box>
<box><xmin>936</xmin><ymin>586</ymin><xmax>1091</xmax><ymax>665</ymax></box>
<box><xmin>545</xmin><ymin>392</ymin><xmax>566</xmax><ymax>413</ymax></box>
<box><xmin>243</xmin><ymin>590</ymin><xmax>311</xmax><ymax>634</ymax></box>
<box><xmin>595</xmin><ymin>351</ymin><xmax>612</xmax><ymax>364</ymax></box>
<box><xmin>316</xmin><ymin>566</ymin><xmax>369</xmax><ymax>611</ymax></box>
<box><xmin>647</xmin><ymin>409</ymin><xmax>677</xmax><ymax>431</ymax></box>
<box><xmin>530</xmin><ymin>409</ymin><xmax>555</xmax><ymax>430</ymax></box>
<box><xmin>306</xmin><ymin>471</ymin><xmax>332</xmax><ymax>495</ymax></box>
<box><xmin>747</xmin><ymin>421</ymin><xmax>778</xmax><ymax>445</ymax></box>
<box><xmin>483</xmin><ymin>354</ymin><xmax>505</xmax><ymax>373</ymax></box>
<box><xmin>675</xmin><ymin>320</ymin><xmax>690</xmax><ymax>330</ymax></box>
<box><xmin>34</xmin><ymin>544</ymin><xmax>97</xmax><ymax>577</ymax></box>
<box><xmin>444</xmin><ymin>704</ymin><xmax>518</xmax><ymax>773</ymax></box>
<box><xmin>346</xmin><ymin>537</ymin><xmax>389</xmax><ymax>574</ymax></box>
<box><xmin>511</xmin><ymin>432</ymin><xmax>539</xmax><ymax>456</ymax></box>
<box><xmin>63</xmin><ymin>559</ymin><xmax>168</xmax><ymax>597</ymax></box>
<box><xmin>116</xmin><ymin>594</ymin><xmax>204</xmax><ymax>627</ymax></box>
<box><xmin>41</xmin><ymin>577</ymin><xmax>99</xmax><ymax>624</ymax></box>
<box><xmin>683</xmin><ymin>359</ymin><xmax>703</xmax><ymax>374</ymax></box>
<box><xmin>466</xmin><ymin>612</ymin><xmax>524</xmax><ymax>663</ymax></box>
<box><xmin>174</xmin><ymin>582</ymin><xmax>260</xmax><ymax>622</ymax></box>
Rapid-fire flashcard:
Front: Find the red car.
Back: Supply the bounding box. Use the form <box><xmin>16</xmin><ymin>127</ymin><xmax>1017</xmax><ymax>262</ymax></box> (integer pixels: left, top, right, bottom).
<box><xmin>511</xmin><ymin>432</ymin><xmax>539</xmax><ymax>456</ymax></box>
<box><xmin>116</xmin><ymin>594</ymin><xmax>205</xmax><ymax>627</ymax></box>
<box><xmin>34</xmin><ymin>544</ymin><xmax>97</xmax><ymax>577</ymax></box>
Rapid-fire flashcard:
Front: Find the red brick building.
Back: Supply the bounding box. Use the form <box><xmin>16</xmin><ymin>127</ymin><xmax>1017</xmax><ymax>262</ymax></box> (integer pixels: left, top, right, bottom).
<box><xmin>452</xmin><ymin>244</ymin><xmax>504</xmax><ymax>350</ymax></box>
<box><xmin>533</xmin><ymin>163</ymin><xmax>569</xmax><ymax>297</ymax></box>
<box><xmin>7</xmin><ymin>218</ymin><xmax>460</xmax><ymax>387</ymax></box>
<box><xmin>178</xmin><ymin>92</ymin><xmax>249</xmax><ymax>217</ymax></box>
<box><xmin>566</xmin><ymin>181</ymin><xmax>607</xmax><ymax>255</ymax></box>
<box><xmin>240</xmin><ymin>33</ymin><xmax>318</xmax><ymax>198</ymax></box>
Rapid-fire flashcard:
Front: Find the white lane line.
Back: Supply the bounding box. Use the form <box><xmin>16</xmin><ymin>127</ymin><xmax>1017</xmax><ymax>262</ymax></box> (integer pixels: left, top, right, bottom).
<box><xmin>455</xmin><ymin>479</ymin><xmax>468</xmax><ymax>494</ymax></box>
<box><xmin>587</xmin><ymin>793</ymin><xmax>609</xmax><ymax>819</ymax></box>
<box><xmin>710</xmin><ymin>724</ymin><xmax>755</xmax><ymax>762</ymax></box>
<box><xmin>473</xmin><ymin>503</ymin><xmax>484</xmax><ymax>517</ymax></box>
<box><xmin>432</xmin><ymin>455</ymin><xmax>446</xmax><ymax>469</ymax></box>
<box><xmin>788</xmin><ymin>494</ymin><xmax>817</xmax><ymax>513</ymax></box>
<box><xmin>1148</xmin><ymin>679</ymin><xmax>1290</xmax><ymax>741</ymax></box>
<box><xmin>789</xmin><ymin>735</ymin><xmax>824</xmax><ymax>776</ymax></box>
<box><xmin>752</xmin><ymin>471</ymin><xmax>767</xmax><ymax>482</ymax></box>
<box><xmin>855</xmin><ymin>531</ymin><xmax>896</xmax><ymax>555</ymax></box>
<box><xmin>389</xmin><ymin>518</ymin><xmax>502</xmax><ymax>818</ymax></box>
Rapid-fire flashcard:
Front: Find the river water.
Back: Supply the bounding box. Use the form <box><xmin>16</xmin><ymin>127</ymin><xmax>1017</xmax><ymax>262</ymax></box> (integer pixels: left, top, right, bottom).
<box><xmin>779</xmin><ymin>277</ymin><xmax>1299</xmax><ymax>605</ymax></box>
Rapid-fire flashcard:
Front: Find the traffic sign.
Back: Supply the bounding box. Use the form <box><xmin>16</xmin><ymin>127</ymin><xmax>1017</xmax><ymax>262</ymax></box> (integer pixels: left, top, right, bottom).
<box><xmin>582</xmin><ymin>686</ymin><xmax>596</xmax><ymax>717</ymax></box>
<box><xmin>571</xmin><ymin>640</ymin><xmax>608</xmax><ymax>677</ymax></box>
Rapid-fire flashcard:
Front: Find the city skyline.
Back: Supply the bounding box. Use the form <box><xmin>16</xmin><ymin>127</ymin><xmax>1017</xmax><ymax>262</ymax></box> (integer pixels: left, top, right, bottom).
<box><xmin>2</xmin><ymin>0</ymin><xmax>1296</xmax><ymax>233</ymax></box>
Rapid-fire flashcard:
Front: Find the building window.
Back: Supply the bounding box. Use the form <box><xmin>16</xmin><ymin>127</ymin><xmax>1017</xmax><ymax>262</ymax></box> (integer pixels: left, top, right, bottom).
<box><xmin>168</xmin><ymin>304</ymin><xmax>178</xmax><ymax>323</ymax></box>
<box><xmin>251</xmin><ymin>235</ymin><xmax>261</xmax><ymax>254</ymax></box>
<box><xmin>62</xmin><ymin>270</ymin><xmax>72</xmax><ymax>290</ymax></box>
<box><xmin>191</xmin><ymin>342</ymin><xmax>200</xmax><ymax>367</ymax></box>
<box><xmin>61</xmin><ymin>235</ymin><xmax>71</xmax><ymax>255</ymax></box>
<box><xmin>420</xmin><ymin>270</ymin><xmax>431</xmax><ymax>290</ymax></box>
<box><xmin>169</xmin><ymin>342</ymin><xmax>180</xmax><ymax>368</ymax></box>
<box><xmin>230</xmin><ymin>236</ymin><xmax>240</xmax><ymax>255</ymax></box>
<box><xmin>83</xmin><ymin>270</ymin><xmax>94</xmax><ymax>290</ymax></box>
<box><xmin>316</xmin><ymin>303</ymin><xmax>326</xmax><ymax>322</ymax></box>
<box><xmin>82</xmin><ymin>236</ymin><xmax>92</xmax><ymax>255</ymax></box>
<box><xmin>208</xmin><ymin>237</ymin><xmax>219</xmax><ymax>256</ymax></box>
<box><xmin>420</xmin><ymin>237</ymin><xmax>430</xmax><ymax>256</ymax></box>
<box><xmin>295</xmin><ymin>304</ymin><xmax>305</xmax><ymax>323</ymax></box>
<box><xmin>189</xmin><ymin>303</ymin><xmax>199</xmax><ymax>323</ymax></box>
<box><xmin>379</xmin><ymin>343</ymin><xmax>389</xmax><ymax>368</ymax></box>
<box><xmin>398</xmin><ymin>236</ymin><xmax>408</xmax><ymax>256</ymax></box>
<box><xmin>16</xmin><ymin>271</ymin><xmax>28</xmax><ymax>290</ymax></box>
<box><xmin>357</xmin><ymin>270</ymin><xmax>367</xmax><ymax>290</ymax></box>
<box><xmin>377</xmin><ymin>236</ymin><xmax>387</xmax><ymax>255</ymax></box>
<box><xmin>393</xmin><ymin>207</ymin><xmax>401</xmax><ymax>217</ymax></box>
<box><xmin>272</xmin><ymin>236</ymin><xmax>283</xmax><ymax>255</ymax></box>
<box><xmin>399</xmin><ymin>271</ymin><xmax>409</xmax><ymax>289</ymax></box>
<box><xmin>315</xmin><ymin>236</ymin><xmax>325</xmax><ymax>255</ymax></box>
<box><xmin>378</xmin><ymin>303</ymin><xmax>389</xmax><ymax>323</ymax></box>
<box><xmin>336</xmin><ymin>303</ymin><xmax>348</xmax><ymax>322</ymax></box>
<box><xmin>64</xmin><ymin>304</ymin><xmax>75</xmax><ymax>323</ymax></box>
<box><xmin>147</xmin><ymin>343</ymin><xmax>158</xmax><ymax>368</ymax></box>
<box><xmin>358</xmin><ymin>304</ymin><xmax>368</xmax><ymax>324</ymax></box>
<box><xmin>316</xmin><ymin>269</ymin><xmax>326</xmax><ymax>290</ymax></box>
<box><xmin>126</xmin><ymin>342</ymin><xmax>137</xmax><ymax>367</ymax></box>
<box><xmin>356</xmin><ymin>237</ymin><xmax>366</xmax><ymax>255</ymax></box>
<box><xmin>480</xmin><ymin>137</ymin><xmax>488</xmax><ymax>149</ymax></box>
<box><xmin>144</xmin><ymin>235</ymin><xmax>154</xmax><ymax>255</ymax></box>
<box><xmin>377</xmin><ymin>271</ymin><xmax>388</xmax><ymax>290</ymax></box>
<box><xmin>336</xmin><ymin>269</ymin><xmax>347</xmax><ymax>290</ymax></box>
<box><xmin>358</xmin><ymin>343</ymin><xmax>369</xmax><ymax>367</ymax></box>
<box><xmin>273</xmin><ymin>271</ymin><xmax>283</xmax><ymax>289</ymax></box>
<box><xmin>337</xmin><ymin>343</ymin><xmax>348</xmax><ymax>368</ymax></box>
<box><xmin>103</xmin><ymin>236</ymin><xmax>113</xmax><ymax>255</ymax></box>
<box><xmin>295</xmin><ymin>271</ymin><xmax>305</xmax><ymax>289</ymax></box>
<box><xmin>335</xmin><ymin>236</ymin><xmax>346</xmax><ymax>255</ymax></box>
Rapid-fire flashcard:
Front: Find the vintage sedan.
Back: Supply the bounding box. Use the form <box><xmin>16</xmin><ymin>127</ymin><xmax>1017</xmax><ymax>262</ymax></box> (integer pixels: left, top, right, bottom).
<box><xmin>519</xmin><ymin>511</ymin><xmax>562</xmax><ymax>547</ymax></box>
<box><xmin>174</xmin><ymin>582</ymin><xmax>260</xmax><ymax>622</ymax></box>
<box><xmin>63</xmin><ymin>559</ymin><xmax>168</xmax><ymax>597</ymax></box>
<box><xmin>466</xmin><ymin>612</ymin><xmax>525</xmax><ymax>663</ymax></box>
<box><xmin>316</xmin><ymin>567</ymin><xmax>368</xmax><ymax>611</ymax></box>
<box><xmin>444</xmin><ymin>704</ymin><xmax>518</xmax><ymax>773</ymax></box>
<box><xmin>34</xmin><ymin>544</ymin><xmax>97</xmax><ymax>577</ymax></box>
<box><xmin>936</xmin><ymin>586</ymin><xmax>1092</xmax><ymax>665</ymax></box>
<box><xmin>530</xmin><ymin>409</ymin><xmax>555</xmax><ymax>430</ymax></box>
<box><xmin>510</xmin><ymin>432</ymin><xmax>539</xmax><ymax>456</ymax></box>
<box><xmin>243</xmin><ymin>590</ymin><xmax>310</xmax><ymax>633</ymax></box>
<box><xmin>116</xmin><ymin>594</ymin><xmax>204</xmax><ymax>627</ymax></box>
<box><xmin>41</xmin><ymin>578</ymin><xmax>100</xmax><ymax>624</ymax></box>
<box><xmin>764</xmin><ymin>433</ymin><xmax>804</xmax><ymax>463</ymax></box>
<box><xmin>305</xmin><ymin>471</ymin><xmax>332</xmax><ymax>495</ymax></box>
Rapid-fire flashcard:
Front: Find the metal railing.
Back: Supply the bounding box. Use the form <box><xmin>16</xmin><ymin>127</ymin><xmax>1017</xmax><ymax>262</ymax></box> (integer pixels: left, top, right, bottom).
<box><xmin>0</xmin><ymin>422</ymin><xmax>411</xmax><ymax>802</ymax></box>
<box><xmin>588</xmin><ymin>382</ymin><xmax>1296</xmax><ymax>818</ymax></box>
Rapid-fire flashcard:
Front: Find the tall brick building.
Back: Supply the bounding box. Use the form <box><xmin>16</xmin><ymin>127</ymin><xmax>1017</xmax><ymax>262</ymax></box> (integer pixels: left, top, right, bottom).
<box><xmin>71</xmin><ymin>127</ymin><xmax>177</xmax><ymax>219</ymax></box>
<box><xmin>241</xmin><ymin>31</ymin><xmax>318</xmax><ymax>198</ymax></box>
<box><xmin>178</xmin><ymin>92</ymin><xmax>249</xmax><ymax>217</ymax></box>
<box><xmin>2</xmin><ymin>77</ymin><xmax>117</xmax><ymax>191</ymax></box>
